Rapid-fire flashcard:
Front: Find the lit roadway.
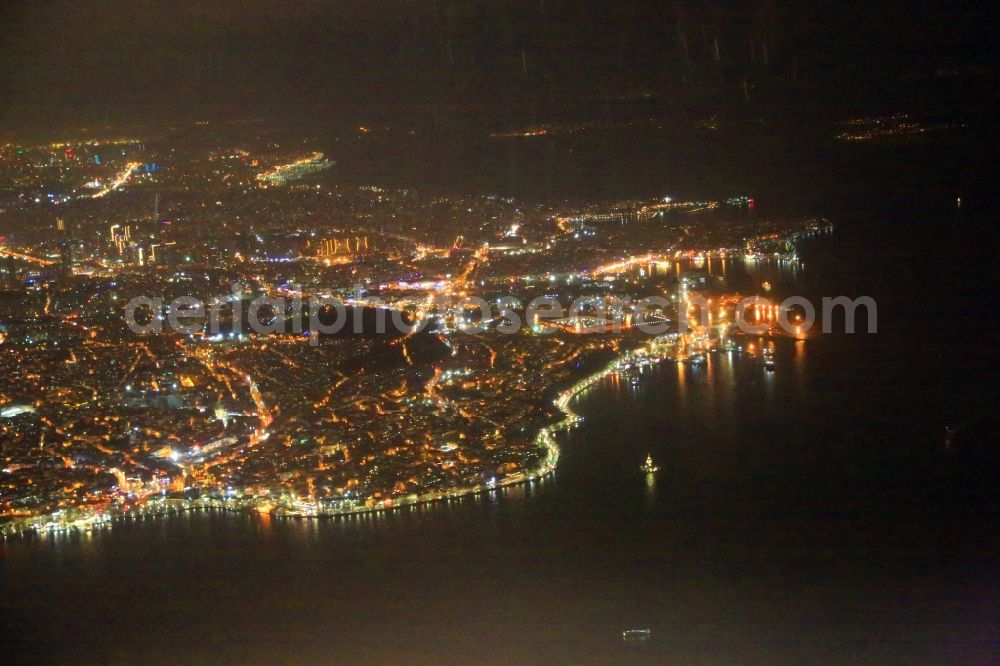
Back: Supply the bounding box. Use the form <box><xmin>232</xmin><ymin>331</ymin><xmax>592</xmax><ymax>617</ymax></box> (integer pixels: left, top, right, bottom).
<box><xmin>256</xmin><ymin>152</ymin><xmax>325</xmax><ymax>184</ymax></box>
<box><xmin>174</xmin><ymin>341</ymin><xmax>274</xmax><ymax>479</ymax></box>
<box><xmin>0</xmin><ymin>247</ymin><xmax>55</xmax><ymax>266</ymax></box>
<box><xmin>91</xmin><ymin>162</ymin><xmax>142</xmax><ymax>198</ymax></box>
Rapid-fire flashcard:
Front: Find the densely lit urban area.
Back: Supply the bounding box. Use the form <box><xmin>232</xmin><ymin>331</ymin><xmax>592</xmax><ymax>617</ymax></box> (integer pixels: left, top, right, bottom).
<box><xmin>0</xmin><ymin>122</ymin><xmax>831</xmax><ymax>535</ymax></box>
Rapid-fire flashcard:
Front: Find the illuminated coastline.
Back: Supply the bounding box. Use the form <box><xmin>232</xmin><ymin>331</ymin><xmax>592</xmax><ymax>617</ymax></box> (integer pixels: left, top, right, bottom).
<box><xmin>1</xmin><ymin>339</ymin><xmax>674</xmax><ymax>537</ymax></box>
<box><xmin>0</xmin><ymin>165</ymin><xmax>822</xmax><ymax>538</ymax></box>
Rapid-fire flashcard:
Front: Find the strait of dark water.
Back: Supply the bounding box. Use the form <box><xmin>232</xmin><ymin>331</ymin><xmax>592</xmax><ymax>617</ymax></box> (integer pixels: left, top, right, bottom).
<box><xmin>2</xmin><ymin>127</ymin><xmax>998</xmax><ymax>664</ymax></box>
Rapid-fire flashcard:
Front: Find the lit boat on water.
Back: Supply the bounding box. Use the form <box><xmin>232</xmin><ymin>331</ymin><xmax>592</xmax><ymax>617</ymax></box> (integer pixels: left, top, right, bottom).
<box><xmin>640</xmin><ymin>454</ymin><xmax>659</xmax><ymax>474</ymax></box>
<box><xmin>763</xmin><ymin>347</ymin><xmax>775</xmax><ymax>370</ymax></box>
<box><xmin>622</xmin><ymin>628</ymin><xmax>652</xmax><ymax>644</ymax></box>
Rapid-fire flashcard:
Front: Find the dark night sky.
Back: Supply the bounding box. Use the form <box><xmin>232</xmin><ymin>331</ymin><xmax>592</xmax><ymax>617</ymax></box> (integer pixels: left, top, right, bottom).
<box><xmin>0</xmin><ymin>1</ymin><xmax>996</xmax><ymax>127</ymax></box>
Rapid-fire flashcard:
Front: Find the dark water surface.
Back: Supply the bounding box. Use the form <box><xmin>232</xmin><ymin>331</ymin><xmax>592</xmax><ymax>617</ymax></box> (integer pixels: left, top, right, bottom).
<box><xmin>2</xmin><ymin>129</ymin><xmax>998</xmax><ymax>664</ymax></box>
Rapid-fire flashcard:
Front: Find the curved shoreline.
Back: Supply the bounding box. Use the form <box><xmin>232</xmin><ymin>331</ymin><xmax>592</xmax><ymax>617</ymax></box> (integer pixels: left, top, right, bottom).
<box><xmin>2</xmin><ymin>344</ymin><xmax>651</xmax><ymax>538</ymax></box>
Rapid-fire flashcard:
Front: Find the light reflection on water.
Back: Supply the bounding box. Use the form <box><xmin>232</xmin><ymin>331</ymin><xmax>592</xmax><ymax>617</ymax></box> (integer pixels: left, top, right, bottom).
<box><xmin>639</xmin><ymin>256</ymin><xmax>803</xmax><ymax>290</ymax></box>
<box><xmin>644</xmin><ymin>471</ymin><xmax>657</xmax><ymax>507</ymax></box>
